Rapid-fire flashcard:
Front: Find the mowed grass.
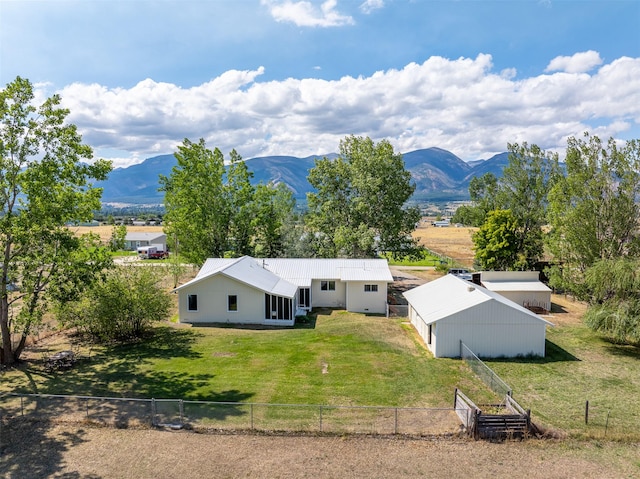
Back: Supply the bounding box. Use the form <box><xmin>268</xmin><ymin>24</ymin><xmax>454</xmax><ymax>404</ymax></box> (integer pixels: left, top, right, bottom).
<box><xmin>2</xmin><ymin>310</ymin><xmax>495</xmax><ymax>408</ymax></box>
<box><xmin>484</xmin><ymin>297</ymin><xmax>640</xmax><ymax>440</ymax></box>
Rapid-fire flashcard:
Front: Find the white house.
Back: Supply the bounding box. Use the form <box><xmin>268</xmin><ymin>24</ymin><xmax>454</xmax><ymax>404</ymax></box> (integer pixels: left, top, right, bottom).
<box><xmin>174</xmin><ymin>256</ymin><xmax>393</xmax><ymax>326</ymax></box>
<box><xmin>479</xmin><ymin>271</ymin><xmax>552</xmax><ymax>313</ymax></box>
<box><xmin>403</xmin><ymin>274</ymin><xmax>553</xmax><ymax>358</ymax></box>
<box><xmin>123</xmin><ymin>232</ymin><xmax>167</xmax><ymax>251</ymax></box>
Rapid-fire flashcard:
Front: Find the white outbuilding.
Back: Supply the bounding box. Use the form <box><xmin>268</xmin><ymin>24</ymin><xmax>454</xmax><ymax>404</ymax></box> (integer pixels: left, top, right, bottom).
<box><xmin>479</xmin><ymin>271</ymin><xmax>552</xmax><ymax>313</ymax></box>
<box><xmin>403</xmin><ymin>274</ymin><xmax>553</xmax><ymax>358</ymax></box>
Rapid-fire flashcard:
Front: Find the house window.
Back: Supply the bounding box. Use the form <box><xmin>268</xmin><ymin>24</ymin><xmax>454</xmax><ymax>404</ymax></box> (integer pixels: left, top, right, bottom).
<box><xmin>321</xmin><ymin>280</ymin><xmax>336</xmax><ymax>291</ymax></box>
<box><xmin>364</xmin><ymin>284</ymin><xmax>378</xmax><ymax>292</ymax></box>
<box><xmin>264</xmin><ymin>293</ymin><xmax>292</xmax><ymax>320</ymax></box>
<box><xmin>188</xmin><ymin>294</ymin><xmax>198</xmax><ymax>311</ymax></box>
<box><xmin>228</xmin><ymin>294</ymin><xmax>238</xmax><ymax>312</ymax></box>
<box><xmin>427</xmin><ymin>324</ymin><xmax>432</xmax><ymax>345</ymax></box>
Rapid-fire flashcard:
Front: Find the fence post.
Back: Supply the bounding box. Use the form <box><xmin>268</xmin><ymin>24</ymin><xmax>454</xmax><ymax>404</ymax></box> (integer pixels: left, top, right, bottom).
<box><xmin>151</xmin><ymin>398</ymin><xmax>156</xmax><ymax>427</ymax></box>
<box><xmin>250</xmin><ymin>404</ymin><xmax>254</xmax><ymax>430</ymax></box>
<box><xmin>319</xmin><ymin>405</ymin><xmax>323</xmax><ymax>432</ymax></box>
<box><xmin>20</xmin><ymin>396</ymin><xmax>24</xmax><ymax>417</ymax></box>
<box><xmin>585</xmin><ymin>400</ymin><xmax>589</xmax><ymax>425</ymax></box>
<box><xmin>86</xmin><ymin>397</ymin><xmax>90</xmax><ymax>420</ymax></box>
<box><xmin>179</xmin><ymin>399</ymin><xmax>184</xmax><ymax>426</ymax></box>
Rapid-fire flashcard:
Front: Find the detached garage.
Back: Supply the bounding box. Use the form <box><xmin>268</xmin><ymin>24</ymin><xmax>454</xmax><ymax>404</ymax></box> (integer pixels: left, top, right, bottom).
<box><xmin>403</xmin><ymin>274</ymin><xmax>553</xmax><ymax>358</ymax></box>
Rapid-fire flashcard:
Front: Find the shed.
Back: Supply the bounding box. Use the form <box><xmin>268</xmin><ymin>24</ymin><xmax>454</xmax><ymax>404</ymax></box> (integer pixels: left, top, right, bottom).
<box><xmin>403</xmin><ymin>274</ymin><xmax>553</xmax><ymax>358</ymax></box>
<box><xmin>480</xmin><ymin>271</ymin><xmax>552</xmax><ymax>313</ymax></box>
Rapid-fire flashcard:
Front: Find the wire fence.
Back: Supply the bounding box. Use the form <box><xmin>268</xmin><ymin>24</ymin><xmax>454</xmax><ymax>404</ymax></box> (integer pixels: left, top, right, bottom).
<box><xmin>1</xmin><ymin>393</ymin><xmax>463</xmax><ymax>436</ymax></box>
<box><xmin>460</xmin><ymin>342</ymin><xmax>512</xmax><ymax>397</ymax></box>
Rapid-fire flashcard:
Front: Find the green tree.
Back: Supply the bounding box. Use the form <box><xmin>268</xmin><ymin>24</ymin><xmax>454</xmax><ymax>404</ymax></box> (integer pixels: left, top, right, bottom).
<box><xmin>226</xmin><ymin>150</ymin><xmax>255</xmax><ymax>256</ymax></box>
<box><xmin>0</xmin><ymin>77</ymin><xmax>112</xmax><ymax>365</ymax></box>
<box><xmin>252</xmin><ymin>182</ymin><xmax>295</xmax><ymax>257</ymax></box>
<box><xmin>109</xmin><ymin>224</ymin><xmax>127</xmax><ymax>251</ymax></box>
<box><xmin>582</xmin><ymin>258</ymin><xmax>640</xmax><ymax>344</ymax></box>
<box><xmin>472</xmin><ymin>209</ymin><xmax>521</xmax><ymax>270</ymax></box>
<box><xmin>160</xmin><ymin>139</ymin><xmax>229</xmax><ymax>265</ymax></box>
<box><xmin>58</xmin><ymin>266</ymin><xmax>171</xmax><ymax>341</ymax></box>
<box><xmin>547</xmin><ymin>134</ymin><xmax>640</xmax><ymax>297</ymax></box>
<box><xmin>306</xmin><ymin>135</ymin><xmax>421</xmax><ymax>258</ymax></box>
<box><xmin>497</xmin><ymin>142</ymin><xmax>560</xmax><ymax>269</ymax></box>
<box><xmin>160</xmin><ymin>139</ymin><xmax>295</xmax><ymax>264</ymax></box>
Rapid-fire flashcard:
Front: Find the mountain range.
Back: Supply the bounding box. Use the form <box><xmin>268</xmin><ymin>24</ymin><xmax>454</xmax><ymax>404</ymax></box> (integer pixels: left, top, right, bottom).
<box><xmin>96</xmin><ymin>147</ymin><xmax>510</xmax><ymax>205</ymax></box>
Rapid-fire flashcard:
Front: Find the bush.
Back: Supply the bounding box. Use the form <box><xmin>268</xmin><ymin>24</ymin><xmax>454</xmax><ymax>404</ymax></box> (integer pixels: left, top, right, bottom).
<box><xmin>58</xmin><ymin>266</ymin><xmax>171</xmax><ymax>341</ymax></box>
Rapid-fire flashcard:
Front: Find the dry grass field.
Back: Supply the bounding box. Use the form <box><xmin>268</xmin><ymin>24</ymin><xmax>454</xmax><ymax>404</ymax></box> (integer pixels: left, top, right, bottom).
<box><xmin>413</xmin><ymin>222</ymin><xmax>477</xmax><ymax>267</ymax></box>
<box><xmin>70</xmin><ymin>224</ymin><xmax>164</xmax><ymax>243</ymax></box>
<box><xmin>2</xmin><ymin>421</ymin><xmax>638</xmax><ymax>479</ymax></box>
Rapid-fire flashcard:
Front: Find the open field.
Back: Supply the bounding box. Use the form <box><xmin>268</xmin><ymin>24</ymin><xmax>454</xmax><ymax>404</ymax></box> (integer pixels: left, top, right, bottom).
<box><xmin>413</xmin><ymin>222</ymin><xmax>477</xmax><ymax>268</ymax></box>
<box><xmin>70</xmin><ymin>224</ymin><xmax>164</xmax><ymax>244</ymax></box>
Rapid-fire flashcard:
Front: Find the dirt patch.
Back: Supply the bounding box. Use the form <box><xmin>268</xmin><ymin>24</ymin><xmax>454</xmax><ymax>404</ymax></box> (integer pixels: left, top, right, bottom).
<box><xmin>1</xmin><ymin>421</ymin><xmax>637</xmax><ymax>479</ymax></box>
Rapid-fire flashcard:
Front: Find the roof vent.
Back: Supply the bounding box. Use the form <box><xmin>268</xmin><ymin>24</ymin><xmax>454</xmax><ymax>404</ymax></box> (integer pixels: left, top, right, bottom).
<box><xmin>467</xmin><ymin>286</ymin><xmax>475</xmax><ymax>292</ymax></box>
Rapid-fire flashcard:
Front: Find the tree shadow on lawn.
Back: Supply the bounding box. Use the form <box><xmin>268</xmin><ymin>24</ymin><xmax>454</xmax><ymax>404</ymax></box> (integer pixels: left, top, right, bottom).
<box><xmin>485</xmin><ymin>339</ymin><xmax>580</xmax><ymax>364</ymax></box>
<box><xmin>602</xmin><ymin>341</ymin><xmax>640</xmax><ymax>360</ymax></box>
<box><xmin>11</xmin><ymin>326</ymin><xmax>255</xmax><ymax>401</ymax></box>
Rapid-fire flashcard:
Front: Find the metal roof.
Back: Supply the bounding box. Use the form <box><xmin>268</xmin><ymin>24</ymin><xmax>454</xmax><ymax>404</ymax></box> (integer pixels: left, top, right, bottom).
<box><xmin>175</xmin><ymin>256</ymin><xmax>298</xmax><ymax>297</ymax></box>
<box><xmin>264</xmin><ymin>258</ymin><xmax>394</xmax><ymax>285</ymax></box>
<box><xmin>125</xmin><ymin>232</ymin><xmax>166</xmax><ymax>241</ymax></box>
<box><xmin>403</xmin><ymin>274</ymin><xmax>553</xmax><ymax>326</ymax></box>
<box><xmin>176</xmin><ymin>257</ymin><xmax>393</xmax><ymax>292</ymax></box>
<box><xmin>481</xmin><ymin>280</ymin><xmax>552</xmax><ymax>293</ymax></box>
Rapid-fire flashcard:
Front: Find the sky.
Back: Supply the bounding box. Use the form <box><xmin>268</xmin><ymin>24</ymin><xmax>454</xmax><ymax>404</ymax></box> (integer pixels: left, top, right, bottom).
<box><xmin>1</xmin><ymin>0</ymin><xmax>639</xmax><ymax>169</ymax></box>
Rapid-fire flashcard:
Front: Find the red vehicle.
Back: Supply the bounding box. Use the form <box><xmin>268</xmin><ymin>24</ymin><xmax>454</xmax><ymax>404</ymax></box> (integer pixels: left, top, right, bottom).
<box><xmin>137</xmin><ymin>245</ymin><xmax>169</xmax><ymax>259</ymax></box>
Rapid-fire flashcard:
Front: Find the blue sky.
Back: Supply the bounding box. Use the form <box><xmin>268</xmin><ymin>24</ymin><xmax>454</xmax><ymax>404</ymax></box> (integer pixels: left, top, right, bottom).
<box><xmin>1</xmin><ymin>0</ymin><xmax>639</xmax><ymax>168</ymax></box>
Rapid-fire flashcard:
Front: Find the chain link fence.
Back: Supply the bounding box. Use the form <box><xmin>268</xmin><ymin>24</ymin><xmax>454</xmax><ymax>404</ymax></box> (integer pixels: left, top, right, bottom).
<box><xmin>460</xmin><ymin>341</ymin><xmax>512</xmax><ymax>398</ymax></box>
<box><xmin>1</xmin><ymin>393</ymin><xmax>463</xmax><ymax>436</ymax></box>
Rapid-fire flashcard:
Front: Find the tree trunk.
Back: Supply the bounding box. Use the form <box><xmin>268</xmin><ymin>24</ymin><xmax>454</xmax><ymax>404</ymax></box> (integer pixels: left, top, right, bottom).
<box><xmin>1</xmin><ymin>297</ymin><xmax>16</xmax><ymax>365</ymax></box>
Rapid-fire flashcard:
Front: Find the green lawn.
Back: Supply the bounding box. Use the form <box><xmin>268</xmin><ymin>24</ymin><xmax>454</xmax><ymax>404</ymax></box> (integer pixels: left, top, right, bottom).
<box><xmin>485</xmin><ymin>318</ymin><xmax>640</xmax><ymax>440</ymax></box>
<box><xmin>1</xmin><ymin>310</ymin><xmax>494</xmax><ymax>408</ymax></box>
<box><xmin>382</xmin><ymin>251</ymin><xmax>447</xmax><ymax>267</ymax></box>
<box><xmin>3</xmin><ymin>306</ymin><xmax>639</xmax><ymax>440</ymax></box>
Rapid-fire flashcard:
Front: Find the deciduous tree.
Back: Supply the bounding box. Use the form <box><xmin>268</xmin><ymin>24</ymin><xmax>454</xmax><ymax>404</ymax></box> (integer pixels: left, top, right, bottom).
<box><xmin>306</xmin><ymin>135</ymin><xmax>421</xmax><ymax>258</ymax></box>
<box><xmin>547</xmin><ymin>134</ymin><xmax>640</xmax><ymax>297</ymax></box>
<box><xmin>0</xmin><ymin>77</ymin><xmax>112</xmax><ymax>365</ymax></box>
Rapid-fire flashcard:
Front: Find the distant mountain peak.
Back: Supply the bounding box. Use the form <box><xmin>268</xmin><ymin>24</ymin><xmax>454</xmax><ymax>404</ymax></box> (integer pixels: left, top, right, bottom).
<box><xmin>97</xmin><ymin>148</ymin><xmax>509</xmax><ymax>204</ymax></box>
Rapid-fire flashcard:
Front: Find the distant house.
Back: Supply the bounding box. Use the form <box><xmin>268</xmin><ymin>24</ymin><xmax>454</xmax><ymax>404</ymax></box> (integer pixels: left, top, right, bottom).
<box><xmin>123</xmin><ymin>232</ymin><xmax>167</xmax><ymax>251</ymax></box>
<box><xmin>174</xmin><ymin>256</ymin><xmax>393</xmax><ymax>326</ymax></box>
<box><xmin>478</xmin><ymin>271</ymin><xmax>552</xmax><ymax>313</ymax></box>
<box><xmin>403</xmin><ymin>274</ymin><xmax>553</xmax><ymax>358</ymax></box>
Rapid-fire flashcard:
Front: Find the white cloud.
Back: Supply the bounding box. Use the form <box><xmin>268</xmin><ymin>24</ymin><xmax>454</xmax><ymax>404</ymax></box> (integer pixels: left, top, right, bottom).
<box><xmin>360</xmin><ymin>0</ymin><xmax>384</xmax><ymax>14</ymax></box>
<box><xmin>52</xmin><ymin>54</ymin><xmax>640</xmax><ymax>168</ymax></box>
<box><xmin>545</xmin><ymin>50</ymin><xmax>603</xmax><ymax>73</ymax></box>
<box><xmin>262</xmin><ymin>0</ymin><xmax>354</xmax><ymax>27</ymax></box>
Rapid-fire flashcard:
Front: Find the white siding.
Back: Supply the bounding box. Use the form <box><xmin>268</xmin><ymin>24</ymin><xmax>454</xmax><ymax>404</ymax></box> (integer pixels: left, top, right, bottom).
<box><xmin>433</xmin><ymin>300</ymin><xmax>547</xmax><ymax>358</ymax></box>
<box><xmin>345</xmin><ymin>281</ymin><xmax>387</xmax><ymax>314</ymax></box>
<box><xmin>179</xmin><ymin>275</ymin><xmax>270</xmax><ymax>325</ymax></box>
<box><xmin>493</xmin><ymin>290</ymin><xmax>551</xmax><ymax>312</ymax></box>
<box><xmin>311</xmin><ymin>279</ymin><xmax>346</xmax><ymax>308</ymax></box>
